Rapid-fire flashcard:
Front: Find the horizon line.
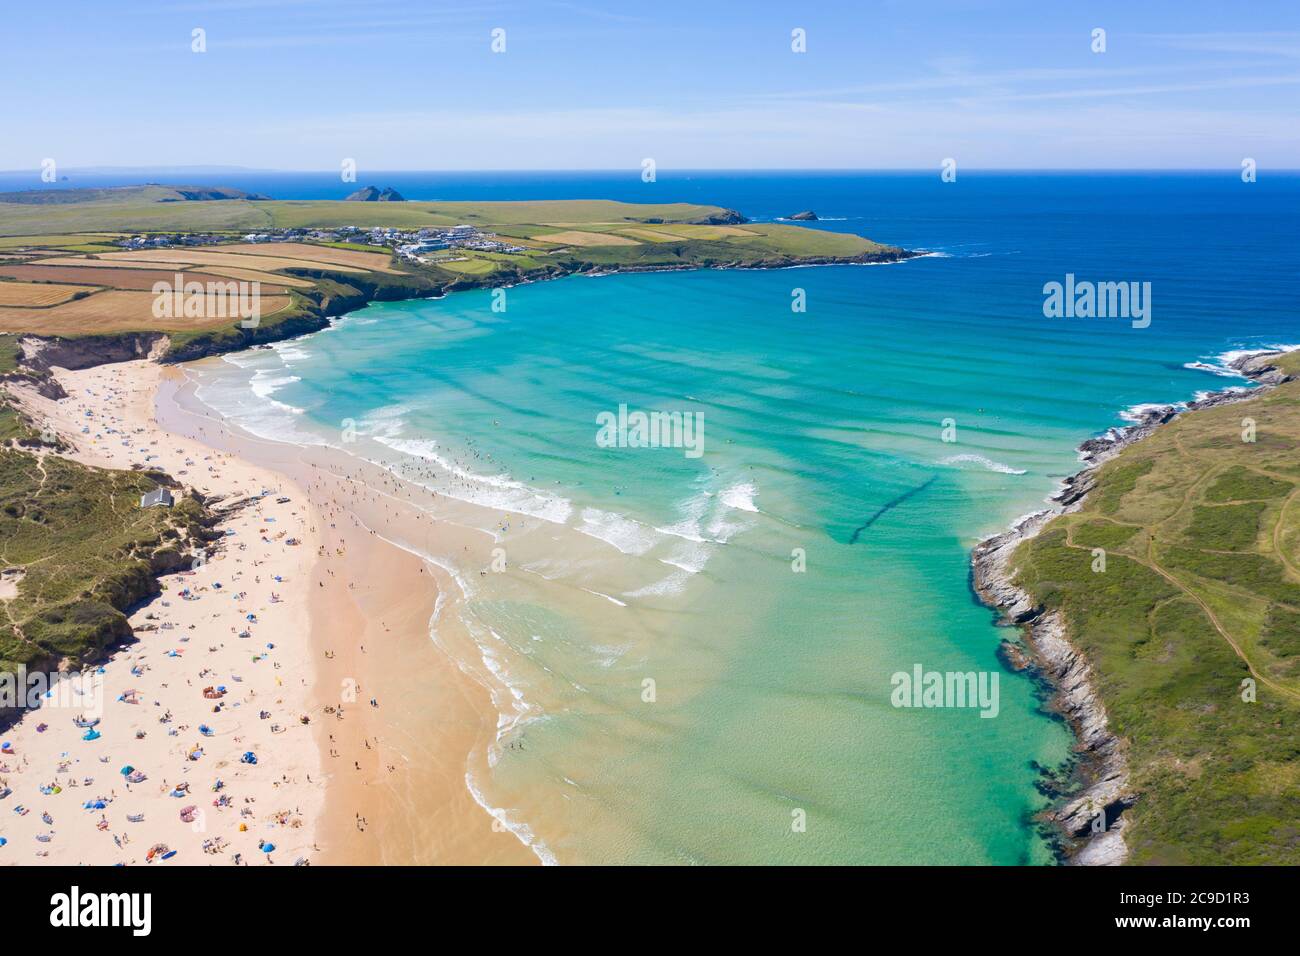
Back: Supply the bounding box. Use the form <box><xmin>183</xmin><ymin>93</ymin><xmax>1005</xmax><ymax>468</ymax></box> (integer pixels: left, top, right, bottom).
<box><xmin>4</xmin><ymin>166</ymin><xmax>1299</xmax><ymax>177</ymax></box>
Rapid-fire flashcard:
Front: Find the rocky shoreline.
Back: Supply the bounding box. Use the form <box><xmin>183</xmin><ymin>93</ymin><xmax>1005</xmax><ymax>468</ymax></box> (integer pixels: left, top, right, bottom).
<box><xmin>971</xmin><ymin>349</ymin><xmax>1294</xmax><ymax>865</ymax></box>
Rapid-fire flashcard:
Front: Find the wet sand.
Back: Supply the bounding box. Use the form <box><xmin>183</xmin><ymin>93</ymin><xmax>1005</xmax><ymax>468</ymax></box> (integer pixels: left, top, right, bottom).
<box><xmin>155</xmin><ymin>364</ymin><xmax>536</xmax><ymax>865</ymax></box>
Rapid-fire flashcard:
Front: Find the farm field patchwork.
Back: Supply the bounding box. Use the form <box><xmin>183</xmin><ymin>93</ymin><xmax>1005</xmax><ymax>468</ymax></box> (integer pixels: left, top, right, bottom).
<box><xmin>93</xmin><ymin>248</ymin><xmax>374</xmax><ymax>274</ymax></box>
<box><xmin>0</xmin><ymin>281</ymin><xmax>99</xmax><ymax>307</ymax></box>
<box><xmin>0</xmin><ymin>263</ymin><xmax>296</xmax><ymax>293</ymax></box>
<box><xmin>0</xmin><ymin>289</ymin><xmax>292</xmax><ymax>334</ymax></box>
<box><xmin>217</xmin><ymin>241</ymin><xmax>398</xmax><ymax>272</ymax></box>
<box><xmin>533</xmin><ymin>229</ymin><xmax>641</xmax><ymax>247</ymax></box>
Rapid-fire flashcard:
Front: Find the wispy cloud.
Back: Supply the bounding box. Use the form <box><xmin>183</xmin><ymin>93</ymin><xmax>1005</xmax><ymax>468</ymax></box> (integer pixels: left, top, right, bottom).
<box><xmin>1142</xmin><ymin>31</ymin><xmax>1300</xmax><ymax>58</ymax></box>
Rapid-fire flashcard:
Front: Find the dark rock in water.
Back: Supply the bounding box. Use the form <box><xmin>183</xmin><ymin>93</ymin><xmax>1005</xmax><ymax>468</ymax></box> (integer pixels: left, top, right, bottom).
<box><xmin>688</xmin><ymin>208</ymin><xmax>748</xmax><ymax>225</ymax></box>
<box><xmin>788</xmin><ymin>210</ymin><xmax>819</xmax><ymax>221</ymax></box>
<box><xmin>345</xmin><ymin>185</ymin><xmax>406</xmax><ymax>202</ymax></box>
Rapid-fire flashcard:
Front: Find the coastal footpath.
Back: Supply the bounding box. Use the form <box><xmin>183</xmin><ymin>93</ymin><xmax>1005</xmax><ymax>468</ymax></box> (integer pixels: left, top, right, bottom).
<box><xmin>975</xmin><ymin>350</ymin><xmax>1300</xmax><ymax>865</ymax></box>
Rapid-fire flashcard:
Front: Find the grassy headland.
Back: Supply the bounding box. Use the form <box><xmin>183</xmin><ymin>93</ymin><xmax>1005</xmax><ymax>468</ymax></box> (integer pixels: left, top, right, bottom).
<box><xmin>0</xmin><ymin>437</ymin><xmax>217</xmax><ymax>680</ymax></box>
<box><xmin>1000</xmin><ymin>351</ymin><xmax>1300</xmax><ymax>864</ymax></box>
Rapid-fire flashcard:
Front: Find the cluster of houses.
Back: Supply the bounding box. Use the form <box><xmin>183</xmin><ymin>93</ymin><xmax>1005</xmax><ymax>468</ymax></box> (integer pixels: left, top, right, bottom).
<box><xmin>234</xmin><ymin>224</ymin><xmax>526</xmax><ymax>260</ymax></box>
<box><xmin>116</xmin><ymin>224</ymin><xmax>528</xmax><ymax>264</ymax></box>
<box><xmin>117</xmin><ymin>233</ymin><xmax>229</xmax><ymax>250</ymax></box>
<box><xmin>241</xmin><ymin>228</ymin><xmax>319</xmax><ymax>244</ymax></box>
<box><xmin>381</xmin><ymin>226</ymin><xmax>528</xmax><ymax>262</ymax></box>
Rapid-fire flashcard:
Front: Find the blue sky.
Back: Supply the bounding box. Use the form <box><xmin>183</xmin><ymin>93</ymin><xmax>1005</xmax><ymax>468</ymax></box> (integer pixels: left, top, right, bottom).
<box><xmin>4</xmin><ymin>0</ymin><xmax>1299</xmax><ymax>170</ymax></box>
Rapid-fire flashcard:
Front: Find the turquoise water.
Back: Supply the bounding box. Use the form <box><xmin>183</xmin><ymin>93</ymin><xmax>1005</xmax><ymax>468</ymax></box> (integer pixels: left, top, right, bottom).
<box><xmin>189</xmin><ymin>172</ymin><xmax>1300</xmax><ymax>863</ymax></box>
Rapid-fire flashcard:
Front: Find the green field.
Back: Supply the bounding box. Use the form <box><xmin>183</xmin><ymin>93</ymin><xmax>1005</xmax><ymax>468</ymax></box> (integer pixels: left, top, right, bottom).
<box><xmin>1011</xmin><ymin>358</ymin><xmax>1300</xmax><ymax>864</ymax></box>
<box><xmin>0</xmin><ymin>333</ymin><xmax>20</xmax><ymax>374</ymax></box>
<box><xmin>0</xmin><ymin>186</ymin><xmax>753</xmax><ymax>236</ymax></box>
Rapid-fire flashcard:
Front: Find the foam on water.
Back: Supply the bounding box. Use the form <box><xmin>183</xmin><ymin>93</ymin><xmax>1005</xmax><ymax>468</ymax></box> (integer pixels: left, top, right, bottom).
<box><xmin>576</xmin><ymin>507</ymin><xmax>659</xmax><ymax>556</ymax></box>
<box><xmin>372</xmin><ymin>436</ymin><xmax>575</xmax><ymax>525</ymax></box>
<box><xmin>659</xmin><ymin>540</ymin><xmax>711</xmax><ymax>574</ymax></box>
<box><xmin>463</xmin><ymin>768</ymin><xmax>558</xmax><ymax>866</ymax></box>
<box><xmin>1186</xmin><ymin>343</ymin><xmax>1300</xmax><ymax>377</ymax></box>
<box><xmin>581</xmin><ymin>588</ymin><xmax>628</xmax><ymax>608</ymax></box>
<box><xmin>937</xmin><ymin>454</ymin><xmax>1027</xmax><ymax>476</ymax></box>
<box><xmin>623</xmin><ymin>568</ymin><xmax>692</xmax><ymax>599</ymax></box>
<box><xmin>1119</xmin><ymin>402</ymin><xmax>1181</xmax><ymax>423</ymax></box>
<box><xmin>720</xmin><ymin>481</ymin><xmax>759</xmax><ymax>512</ymax></box>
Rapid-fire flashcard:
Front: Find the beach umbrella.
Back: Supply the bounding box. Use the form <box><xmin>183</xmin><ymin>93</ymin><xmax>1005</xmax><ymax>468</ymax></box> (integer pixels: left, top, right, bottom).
<box><xmin>119</xmin><ymin>765</ymin><xmax>134</xmax><ymax>775</ymax></box>
<box><xmin>260</xmin><ymin>842</ymin><xmax>275</xmax><ymax>853</ymax></box>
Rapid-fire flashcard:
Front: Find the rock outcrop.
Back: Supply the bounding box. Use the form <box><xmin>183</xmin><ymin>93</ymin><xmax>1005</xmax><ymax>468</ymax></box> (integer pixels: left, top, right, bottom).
<box><xmin>344</xmin><ymin>186</ymin><xmax>406</xmax><ymax>202</ymax></box>
<box><xmin>19</xmin><ymin>333</ymin><xmax>167</xmax><ymax>373</ymax></box>
<box><xmin>687</xmin><ymin>208</ymin><xmax>748</xmax><ymax>225</ymax></box>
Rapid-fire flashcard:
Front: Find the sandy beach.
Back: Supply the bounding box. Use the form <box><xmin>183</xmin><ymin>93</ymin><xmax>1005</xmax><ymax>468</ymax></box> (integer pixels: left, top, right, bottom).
<box><xmin>2</xmin><ymin>358</ymin><xmax>534</xmax><ymax>865</ymax></box>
